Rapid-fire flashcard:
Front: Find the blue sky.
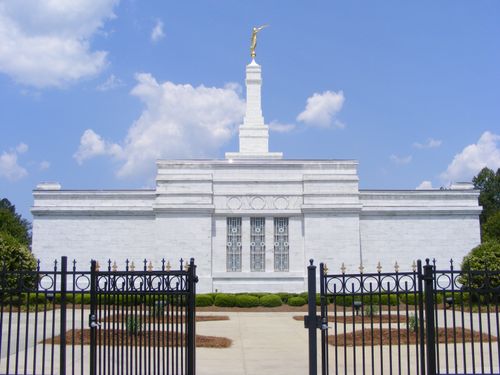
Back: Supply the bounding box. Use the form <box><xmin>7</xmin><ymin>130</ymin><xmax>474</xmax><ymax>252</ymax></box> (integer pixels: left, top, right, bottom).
<box><xmin>1</xmin><ymin>1</ymin><xmax>499</xmax><ymax>220</ymax></box>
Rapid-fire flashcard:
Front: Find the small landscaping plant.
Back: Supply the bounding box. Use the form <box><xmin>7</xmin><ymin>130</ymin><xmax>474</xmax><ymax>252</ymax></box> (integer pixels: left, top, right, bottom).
<box><xmin>214</xmin><ymin>294</ymin><xmax>236</xmax><ymax>307</ymax></box>
<box><xmin>259</xmin><ymin>294</ymin><xmax>282</xmax><ymax>307</ymax></box>
<box><xmin>125</xmin><ymin>316</ymin><xmax>142</xmax><ymax>336</ymax></box>
<box><xmin>408</xmin><ymin>313</ymin><xmax>418</xmax><ymax>333</ymax></box>
<box><xmin>196</xmin><ymin>294</ymin><xmax>214</xmax><ymax>307</ymax></box>
<box><xmin>364</xmin><ymin>305</ymin><xmax>378</xmax><ymax>316</ymax></box>
<box><xmin>235</xmin><ymin>294</ymin><xmax>260</xmax><ymax>308</ymax></box>
<box><xmin>287</xmin><ymin>296</ymin><xmax>307</xmax><ymax>307</ymax></box>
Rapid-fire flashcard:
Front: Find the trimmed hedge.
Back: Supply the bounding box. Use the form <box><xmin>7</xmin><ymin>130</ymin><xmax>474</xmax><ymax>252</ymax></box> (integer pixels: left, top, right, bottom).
<box><xmin>235</xmin><ymin>295</ymin><xmax>260</xmax><ymax>308</ymax></box>
<box><xmin>259</xmin><ymin>294</ymin><xmax>282</xmax><ymax>307</ymax></box>
<box><xmin>287</xmin><ymin>296</ymin><xmax>307</xmax><ymax>306</ymax></box>
<box><xmin>196</xmin><ymin>294</ymin><xmax>214</xmax><ymax>307</ymax></box>
<box><xmin>214</xmin><ymin>294</ymin><xmax>236</xmax><ymax>307</ymax></box>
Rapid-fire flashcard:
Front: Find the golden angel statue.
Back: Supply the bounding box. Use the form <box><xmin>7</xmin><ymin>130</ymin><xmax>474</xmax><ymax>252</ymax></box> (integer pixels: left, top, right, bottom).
<box><xmin>250</xmin><ymin>25</ymin><xmax>269</xmax><ymax>59</ymax></box>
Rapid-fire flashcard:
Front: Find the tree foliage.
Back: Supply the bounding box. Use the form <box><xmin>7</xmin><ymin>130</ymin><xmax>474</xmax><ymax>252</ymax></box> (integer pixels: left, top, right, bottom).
<box><xmin>473</xmin><ymin>167</ymin><xmax>500</xmax><ymax>226</ymax></box>
<box><xmin>483</xmin><ymin>211</ymin><xmax>500</xmax><ymax>243</ymax></box>
<box><xmin>0</xmin><ymin>198</ymin><xmax>31</xmax><ymax>246</ymax></box>
<box><xmin>460</xmin><ymin>241</ymin><xmax>500</xmax><ymax>290</ymax></box>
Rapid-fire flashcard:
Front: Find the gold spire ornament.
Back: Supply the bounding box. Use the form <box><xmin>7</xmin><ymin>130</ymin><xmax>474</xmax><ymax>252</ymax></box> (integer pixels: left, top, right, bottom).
<box><xmin>250</xmin><ymin>25</ymin><xmax>269</xmax><ymax>59</ymax></box>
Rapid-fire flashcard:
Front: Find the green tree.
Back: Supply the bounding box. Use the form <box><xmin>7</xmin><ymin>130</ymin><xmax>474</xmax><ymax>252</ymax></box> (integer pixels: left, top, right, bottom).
<box><xmin>0</xmin><ymin>198</ymin><xmax>31</xmax><ymax>246</ymax></box>
<box><xmin>0</xmin><ymin>231</ymin><xmax>37</xmax><ymax>293</ymax></box>
<box><xmin>472</xmin><ymin>167</ymin><xmax>500</xmax><ymax>226</ymax></box>
<box><xmin>483</xmin><ymin>211</ymin><xmax>500</xmax><ymax>243</ymax></box>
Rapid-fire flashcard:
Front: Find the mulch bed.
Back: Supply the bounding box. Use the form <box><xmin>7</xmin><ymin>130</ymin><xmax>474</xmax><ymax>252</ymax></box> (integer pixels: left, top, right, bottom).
<box><xmin>293</xmin><ymin>315</ymin><xmax>407</xmax><ymax>324</ymax></box>
<box><xmin>102</xmin><ymin>314</ymin><xmax>229</xmax><ymax>323</ymax></box>
<box><xmin>45</xmin><ymin>329</ymin><xmax>232</xmax><ymax>348</ymax></box>
<box><xmin>328</xmin><ymin>328</ymin><xmax>497</xmax><ymax>347</ymax></box>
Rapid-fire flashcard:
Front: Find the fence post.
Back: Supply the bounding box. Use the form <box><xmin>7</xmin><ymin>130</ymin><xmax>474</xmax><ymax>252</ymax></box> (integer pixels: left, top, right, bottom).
<box><xmin>60</xmin><ymin>256</ymin><xmax>67</xmax><ymax>375</ymax></box>
<box><xmin>187</xmin><ymin>258</ymin><xmax>198</xmax><ymax>375</ymax></box>
<box><xmin>306</xmin><ymin>259</ymin><xmax>318</xmax><ymax>375</ymax></box>
<box><xmin>423</xmin><ymin>259</ymin><xmax>436</xmax><ymax>375</ymax></box>
<box><xmin>417</xmin><ymin>260</ymin><xmax>426</xmax><ymax>375</ymax></box>
<box><xmin>89</xmin><ymin>260</ymin><xmax>97</xmax><ymax>375</ymax></box>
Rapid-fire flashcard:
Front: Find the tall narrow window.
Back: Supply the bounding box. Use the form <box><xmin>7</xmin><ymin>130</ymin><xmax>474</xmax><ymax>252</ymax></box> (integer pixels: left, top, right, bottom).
<box><xmin>250</xmin><ymin>217</ymin><xmax>265</xmax><ymax>271</ymax></box>
<box><xmin>274</xmin><ymin>218</ymin><xmax>289</xmax><ymax>271</ymax></box>
<box><xmin>227</xmin><ymin>217</ymin><xmax>242</xmax><ymax>271</ymax></box>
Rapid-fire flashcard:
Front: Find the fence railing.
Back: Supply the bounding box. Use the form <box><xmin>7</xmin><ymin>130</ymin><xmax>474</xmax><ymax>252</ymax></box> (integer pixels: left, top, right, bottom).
<box><xmin>306</xmin><ymin>259</ymin><xmax>500</xmax><ymax>375</ymax></box>
<box><xmin>0</xmin><ymin>256</ymin><xmax>198</xmax><ymax>375</ymax></box>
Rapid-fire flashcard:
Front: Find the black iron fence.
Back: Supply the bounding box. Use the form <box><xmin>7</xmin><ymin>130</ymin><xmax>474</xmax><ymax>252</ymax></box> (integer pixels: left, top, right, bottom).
<box><xmin>0</xmin><ymin>256</ymin><xmax>198</xmax><ymax>375</ymax></box>
<box><xmin>306</xmin><ymin>259</ymin><xmax>500</xmax><ymax>375</ymax></box>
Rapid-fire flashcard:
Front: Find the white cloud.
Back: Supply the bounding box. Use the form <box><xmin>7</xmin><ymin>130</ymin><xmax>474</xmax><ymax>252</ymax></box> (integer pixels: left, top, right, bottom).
<box><xmin>97</xmin><ymin>74</ymin><xmax>124</xmax><ymax>91</ymax></box>
<box><xmin>297</xmin><ymin>90</ymin><xmax>345</xmax><ymax>128</ymax></box>
<box><xmin>39</xmin><ymin>160</ymin><xmax>50</xmax><ymax>171</ymax></box>
<box><xmin>0</xmin><ymin>0</ymin><xmax>118</xmax><ymax>88</ymax></box>
<box><xmin>0</xmin><ymin>143</ymin><xmax>28</xmax><ymax>181</ymax></box>
<box><xmin>75</xmin><ymin>73</ymin><xmax>245</xmax><ymax>178</ymax></box>
<box><xmin>390</xmin><ymin>154</ymin><xmax>412</xmax><ymax>165</ymax></box>
<box><xmin>74</xmin><ymin>129</ymin><xmax>122</xmax><ymax>164</ymax></box>
<box><xmin>16</xmin><ymin>142</ymin><xmax>28</xmax><ymax>154</ymax></box>
<box><xmin>416</xmin><ymin>180</ymin><xmax>433</xmax><ymax>190</ymax></box>
<box><xmin>441</xmin><ymin>131</ymin><xmax>500</xmax><ymax>183</ymax></box>
<box><xmin>269</xmin><ymin>121</ymin><xmax>295</xmax><ymax>133</ymax></box>
<box><xmin>151</xmin><ymin>20</ymin><xmax>165</xmax><ymax>43</ymax></box>
<box><xmin>413</xmin><ymin>138</ymin><xmax>442</xmax><ymax>149</ymax></box>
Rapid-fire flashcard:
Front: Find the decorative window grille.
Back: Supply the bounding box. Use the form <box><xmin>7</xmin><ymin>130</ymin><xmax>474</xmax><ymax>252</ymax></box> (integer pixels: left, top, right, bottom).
<box><xmin>274</xmin><ymin>218</ymin><xmax>289</xmax><ymax>271</ymax></box>
<box><xmin>250</xmin><ymin>217</ymin><xmax>265</xmax><ymax>271</ymax></box>
<box><xmin>227</xmin><ymin>217</ymin><xmax>242</xmax><ymax>271</ymax></box>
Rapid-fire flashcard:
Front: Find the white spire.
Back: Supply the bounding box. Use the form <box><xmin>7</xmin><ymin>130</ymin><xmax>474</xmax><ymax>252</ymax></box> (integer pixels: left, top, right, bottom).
<box><xmin>225</xmin><ymin>60</ymin><xmax>282</xmax><ymax>160</ymax></box>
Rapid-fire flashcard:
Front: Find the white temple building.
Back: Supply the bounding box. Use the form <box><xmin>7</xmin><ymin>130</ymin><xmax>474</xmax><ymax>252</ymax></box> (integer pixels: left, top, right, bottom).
<box><xmin>32</xmin><ymin>57</ymin><xmax>482</xmax><ymax>293</ymax></box>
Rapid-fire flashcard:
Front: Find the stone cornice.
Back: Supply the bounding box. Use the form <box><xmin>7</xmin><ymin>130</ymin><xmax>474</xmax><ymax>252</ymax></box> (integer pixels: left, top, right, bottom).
<box><xmin>157</xmin><ymin>159</ymin><xmax>359</xmax><ymax>171</ymax></box>
<box><xmin>301</xmin><ymin>204</ymin><xmax>363</xmax><ymax>214</ymax></box>
<box><xmin>31</xmin><ymin>206</ymin><xmax>154</xmax><ymax>216</ymax></box>
<box><xmin>361</xmin><ymin>206</ymin><xmax>482</xmax><ymax>216</ymax></box>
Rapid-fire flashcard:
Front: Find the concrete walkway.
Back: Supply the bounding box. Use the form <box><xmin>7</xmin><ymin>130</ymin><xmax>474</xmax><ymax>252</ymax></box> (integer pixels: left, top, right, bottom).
<box><xmin>197</xmin><ymin>312</ymin><xmax>308</xmax><ymax>375</ymax></box>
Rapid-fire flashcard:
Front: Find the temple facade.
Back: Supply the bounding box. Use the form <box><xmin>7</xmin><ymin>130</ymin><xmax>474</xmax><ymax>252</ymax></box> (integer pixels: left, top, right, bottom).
<box><xmin>32</xmin><ymin>59</ymin><xmax>481</xmax><ymax>293</ymax></box>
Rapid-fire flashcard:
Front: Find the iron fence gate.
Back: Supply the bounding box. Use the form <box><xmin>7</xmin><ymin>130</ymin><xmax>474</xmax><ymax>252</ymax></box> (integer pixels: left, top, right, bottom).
<box><xmin>0</xmin><ymin>256</ymin><xmax>198</xmax><ymax>375</ymax></box>
<box><xmin>305</xmin><ymin>259</ymin><xmax>500</xmax><ymax>375</ymax></box>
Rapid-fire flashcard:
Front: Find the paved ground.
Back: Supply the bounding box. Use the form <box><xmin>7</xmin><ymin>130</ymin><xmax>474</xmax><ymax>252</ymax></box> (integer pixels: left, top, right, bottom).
<box><xmin>1</xmin><ymin>309</ymin><xmax>499</xmax><ymax>374</ymax></box>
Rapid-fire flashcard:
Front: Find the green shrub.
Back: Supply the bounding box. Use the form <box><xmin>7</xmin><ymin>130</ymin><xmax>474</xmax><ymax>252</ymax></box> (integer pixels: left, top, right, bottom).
<box><xmin>379</xmin><ymin>295</ymin><xmax>399</xmax><ymax>306</ymax></box>
<box><xmin>401</xmin><ymin>294</ymin><xmax>419</xmax><ymax>305</ymax></box>
<box><xmin>196</xmin><ymin>294</ymin><xmax>214</xmax><ymax>307</ymax></box>
<box><xmin>0</xmin><ymin>232</ymin><xmax>37</xmax><ymax>294</ymax></box>
<box><xmin>277</xmin><ymin>292</ymin><xmax>294</xmax><ymax>303</ymax></box>
<box><xmin>214</xmin><ymin>294</ymin><xmax>236</xmax><ymax>307</ymax></box>
<box><xmin>287</xmin><ymin>296</ymin><xmax>307</xmax><ymax>306</ymax></box>
<box><xmin>259</xmin><ymin>294</ymin><xmax>282</xmax><ymax>307</ymax></box>
<box><xmin>235</xmin><ymin>295</ymin><xmax>260</xmax><ymax>308</ymax></box>
<box><xmin>125</xmin><ymin>316</ymin><xmax>142</xmax><ymax>336</ymax></box>
<box><xmin>332</xmin><ymin>295</ymin><xmax>354</xmax><ymax>306</ymax></box>
<box><xmin>460</xmin><ymin>241</ymin><xmax>500</xmax><ymax>290</ymax></box>
<box><xmin>364</xmin><ymin>305</ymin><xmax>378</xmax><ymax>316</ymax></box>
<box><xmin>408</xmin><ymin>313</ymin><xmax>418</xmax><ymax>333</ymax></box>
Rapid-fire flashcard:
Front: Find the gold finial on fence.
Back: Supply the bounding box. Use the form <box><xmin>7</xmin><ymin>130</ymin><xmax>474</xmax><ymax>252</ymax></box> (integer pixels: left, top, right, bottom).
<box><xmin>184</xmin><ymin>261</ymin><xmax>190</xmax><ymax>271</ymax></box>
<box><xmin>112</xmin><ymin>261</ymin><xmax>118</xmax><ymax>272</ymax></box>
<box><xmin>340</xmin><ymin>262</ymin><xmax>346</xmax><ymax>274</ymax></box>
<box><xmin>411</xmin><ymin>260</ymin><xmax>417</xmax><ymax>272</ymax></box>
<box><xmin>394</xmin><ymin>261</ymin><xmax>400</xmax><ymax>273</ymax></box>
<box><xmin>324</xmin><ymin>263</ymin><xmax>329</xmax><ymax>275</ymax></box>
<box><xmin>358</xmin><ymin>263</ymin><xmax>364</xmax><ymax>274</ymax></box>
<box><xmin>130</xmin><ymin>261</ymin><xmax>135</xmax><ymax>271</ymax></box>
<box><xmin>166</xmin><ymin>261</ymin><xmax>171</xmax><ymax>271</ymax></box>
<box><xmin>96</xmin><ymin>261</ymin><xmax>100</xmax><ymax>272</ymax></box>
<box><xmin>376</xmin><ymin>261</ymin><xmax>382</xmax><ymax>273</ymax></box>
<box><xmin>147</xmin><ymin>260</ymin><xmax>153</xmax><ymax>272</ymax></box>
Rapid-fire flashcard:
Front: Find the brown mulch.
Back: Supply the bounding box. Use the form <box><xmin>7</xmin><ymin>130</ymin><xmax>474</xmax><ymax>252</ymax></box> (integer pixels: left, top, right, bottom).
<box><xmin>328</xmin><ymin>328</ymin><xmax>497</xmax><ymax>347</ymax></box>
<box><xmin>102</xmin><ymin>314</ymin><xmax>229</xmax><ymax>323</ymax></box>
<box><xmin>45</xmin><ymin>329</ymin><xmax>231</xmax><ymax>348</ymax></box>
<box><xmin>293</xmin><ymin>315</ymin><xmax>407</xmax><ymax>324</ymax></box>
